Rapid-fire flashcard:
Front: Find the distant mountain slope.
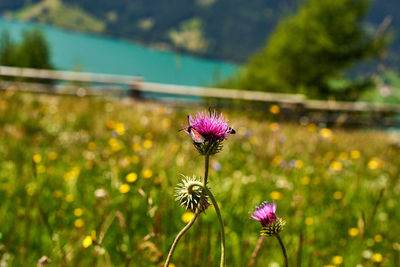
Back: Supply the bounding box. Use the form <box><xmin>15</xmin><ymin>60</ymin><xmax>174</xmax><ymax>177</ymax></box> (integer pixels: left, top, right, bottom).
<box><xmin>0</xmin><ymin>0</ymin><xmax>399</xmax><ymax>66</ymax></box>
<box><xmin>10</xmin><ymin>0</ymin><xmax>105</xmax><ymax>33</ymax></box>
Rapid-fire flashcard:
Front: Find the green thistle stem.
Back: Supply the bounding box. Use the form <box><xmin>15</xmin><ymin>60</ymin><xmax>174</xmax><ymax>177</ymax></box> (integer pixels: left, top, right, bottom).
<box><xmin>164</xmin><ymin>155</ymin><xmax>211</xmax><ymax>266</ymax></box>
<box><xmin>276</xmin><ymin>234</ymin><xmax>288</xmax><ymax>267</ymax></box>
<box><xmin>164</xmin><ymin>209</ymin><xmax>200</xmax><ymax>267</ymax></box>
<box><xmin>204</xmin><ymin>154</ymin><xmax>210</xmax><ymax>185</ymax></box>
<box><xmin>188</xmin><ymin>181</ymin><xmax>226</xmax><ymax>267</ymax></box>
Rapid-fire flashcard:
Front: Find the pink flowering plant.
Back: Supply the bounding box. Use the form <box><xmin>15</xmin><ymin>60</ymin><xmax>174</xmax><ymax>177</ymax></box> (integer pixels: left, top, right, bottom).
<box><xmin>249</xmin><ymin>200</ymin><xmax>288</xmax><ymax>267</ymax></box>
<box><xmin>164</xmin><ymin>109</ymin><xmax>235</xmax><ymax>267</ymax></box>
<box><xmin>165</xmin><ymin>109</ymin><xmax>288</xmax><ymax>267</ymax></box>
<box><xmin>184</xmin><ymin>109</ymin><xmax>234</xmax><ymax>155</ymax></box>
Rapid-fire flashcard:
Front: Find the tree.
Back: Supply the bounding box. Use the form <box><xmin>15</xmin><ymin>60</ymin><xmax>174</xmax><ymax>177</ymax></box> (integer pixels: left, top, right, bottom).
<box><xmin>17</xmin><ymin>28</ymin><xmax>53</xmax><ymax>69</ymax></box>
<box><xmin>0</xmin><ymin>30</ymin><xmax>18</xmax><ymax>66</ymax></box>
<box><xmin>236</xmin><ymin>0</ymin><xmax>389</xmax><ymax>100</ymax></box>
<box><xmin>0</xmin><ymin>28</ymin><xmax>53</xmax><ymax>69</ymax></box>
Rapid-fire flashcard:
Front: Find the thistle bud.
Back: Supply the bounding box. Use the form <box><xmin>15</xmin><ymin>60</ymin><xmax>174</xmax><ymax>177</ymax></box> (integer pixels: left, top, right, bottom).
<box><xmin>261</xmin><ymin>218</ymin><xmax>286</xmax><ymax>236</ymax></box>
<box><xmin>175</xmin><ymin>175</ymin><xmax>210</xmax><ymax>212</ymax></box>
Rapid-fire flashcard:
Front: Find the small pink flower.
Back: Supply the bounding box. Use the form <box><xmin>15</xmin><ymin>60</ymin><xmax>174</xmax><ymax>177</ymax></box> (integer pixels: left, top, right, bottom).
<box><xmin>250</xmin><ymin>201</ymin><xmax>278</xmax><ymax>227</ymax></box>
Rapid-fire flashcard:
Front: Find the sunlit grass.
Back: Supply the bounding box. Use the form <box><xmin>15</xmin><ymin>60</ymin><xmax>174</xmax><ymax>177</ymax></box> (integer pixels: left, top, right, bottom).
<box><xmin>0</xmin><ymin>91</ymin><xmax>399</xmax><ymax>266</ymax></box>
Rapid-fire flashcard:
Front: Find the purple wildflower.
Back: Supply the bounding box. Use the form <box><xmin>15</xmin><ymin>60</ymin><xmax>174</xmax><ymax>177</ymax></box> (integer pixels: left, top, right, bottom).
<box><xmin>250</xmin><ymin>200</ymin><xmax>285</xmax><ymax>236</ymax></box>
<box><xmin>250</xmin><ymin>201</ymin><xmax>278</xmax><ymax>227</ymax></box>
<box><xmin>186</xmin><ymin>109</ymin><xmax>233</xmax><ymax>141</ymax></box>
<box><xmin>184</xmin><ymin>109</ymin><xmax>234</xmax><ymax>155</ymax></box>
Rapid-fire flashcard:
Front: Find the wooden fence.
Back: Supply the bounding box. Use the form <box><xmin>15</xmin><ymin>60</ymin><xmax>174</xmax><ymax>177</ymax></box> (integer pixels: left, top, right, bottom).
<box><xmin>1</xmin><ymin>65</ymin><xmax>399</xmax><ymax>127</ymax></box>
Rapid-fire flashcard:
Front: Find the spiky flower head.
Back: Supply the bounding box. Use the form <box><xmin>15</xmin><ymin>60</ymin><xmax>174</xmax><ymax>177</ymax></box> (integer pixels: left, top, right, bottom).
<box><xmin>250</xmin><ymin>201</ymin><xmax>285</xmax><ymax>236</ymax></box>
<box><xmin>184</xmin><ymin>109</ymin><xmax>234</xmax><ymax>155</ymax></box>
<box><xmin>175</xmin><ymin>175</ymin><xmax>210</xmax><ymax>212</ymax></box>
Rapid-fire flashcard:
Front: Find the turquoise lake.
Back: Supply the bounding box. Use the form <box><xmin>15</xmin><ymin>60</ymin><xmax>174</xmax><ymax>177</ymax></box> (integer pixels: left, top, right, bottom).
<box><xmin>0</xmin><ymin>17</ymin><xmax>238</xmax><ymax>86</ymax></box>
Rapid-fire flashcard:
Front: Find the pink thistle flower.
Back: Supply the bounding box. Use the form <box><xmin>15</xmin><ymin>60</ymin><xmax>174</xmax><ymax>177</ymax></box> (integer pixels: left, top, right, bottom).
<box><xmin>183</xmin><ymin>109</ymin><xmax>235</xmax><ymax>155</ymax></box>
<box><xmin>250</xmin><ymin>201</ymin><xmax>278</xmax><ymax>227</ymax></box>
<box><xmin>250</xmin><ymin>201</ymin><xmax>285</xmax><ymax>236</ymax></box>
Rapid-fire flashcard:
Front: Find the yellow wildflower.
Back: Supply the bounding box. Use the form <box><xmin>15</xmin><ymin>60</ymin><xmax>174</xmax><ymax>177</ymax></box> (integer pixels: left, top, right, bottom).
<box><xmin>142</xmin><ymin>169</ymin><xmax>153</xmax><ymax>179</ymax></box>
<box><xmin>88</xmin><ymin>142</ymin><xmax>96</xmax><ymax>150</ymax></box>
<box><xmin>269</xmin><ymin>122</ymin><xmax>280</xmax><ymax>132</ymax></box>
<box><xmin>269</xmin><ymin>105</ymin><xmax>280</xmax><ymax>114</ymax></box>
<box><xmin>48</xmin><ymin>151</ymin><xmax>58</xmax><ymax>160</ymax></box>
<box><xmin>82</xmin><ymin>236</ymin><xmax>93</xmax><ymax>248</ymax></box>
<box><xmin>182</xmin><ymin>212</ymin><xmax>194</xmax><ymax>223</ymax></box>
<box><xmin>74</xmin><ymin>219</ymin><xmax>84</xmax><ymax>228</ymax></box>
<box><xmin>320</xmin><ymin>128</ymin><xmax>332</xmax><ymax>139</ymax></box>
<box><xmin>64</xmin><ymin>167</ymin><xmax>81</xmax><ymax>181</ymax></box>
<box><xmin>305</xmin><ymin>217</ymin><xmax>314</xmax><ymax>226</ymax></box>
<box><xmin>350</xmin><ymin>150</ymin><xmax>360</xmax><ymax>159</ymax></box>
<box><xmin>300</xmin><ymin>176</ymin><xmax>310</xmax><ymax>185</ymax></box>
<box><xmin>332</xmin><ymin>255</ymin><xmax>343</xmax><ymax>265</ymax></box>
<box><xmin>106</xmin><ymin>120</ymin><xmax>115</xmax><ymax>129</ymax></box>
<box><xmin>368</xmin><ymin>158</ymin><xmax>384</xmax><ymax>170</ymax></box>
<box><xmin>126</xmin><ymin>172</ymin><xmax>138</xmax><ymax>183</ymax></box>
<box><xmin>143</xmin><ymin>140</ymin><xmax>153</xmax><ymax>149</ymax></box>
<box><xmin>330</xmin><ymin>161</ymin><xmax>343</xmax><ymax>171</ymax></box>
<box><xmin>37</xmin><ymin>165</ymin><xmax>46</xmax><ymax>174</ymax></box>
<box><xmin>348</xmin><ymin>227</ymin><xmax>359</xmax><ymax>237</ymax></box>
<box><xmin>108</xmin><ymin>138</ymin><xmax>121</xmax><ymax>152</ymax></box>
<box><xmin>333</xmin><ymin>191</ymin><xmax>343</xmax><ymax>200</ymax></box>
<box><xmin>32</xmin><ymin>154</ymin><xmax>42</xmax><ymax>164</ymax></box>
<box><xmin>374</xmin><ymin>234</ymin><xmax>383</xmax><ymax>243</ymax></box>
<box><xmin>272</xmin><ymin>155</ymin><xmax>283</xmax><ymax>166</ymax></box>
<box><xmin>74</xmin><ymin>208</ymin><xmax>83</xmax><ymax>217</ymax></box>
<box><xmin>132</xmin><ymin>143</ymin><xmax>141</xmax><ymax>152</ymax></box>
<box><xmin>338</xmin><ymin>152</ymin><xmax>348</xmax><ymax>160</ymax></box>
<box><xmin>270</xmin><ymin>191</ymin><xmax>282</xmax><ymax>200</ymax></box>
<box><xmin>119</xmin><ymin>184</ymin><xmax>130</xmax><ymax>194</ymax></box>
<box><xmin>66</xmin><ymin>194</ymin><xmax>74</xmax><ymax>203</ymax></box>
<box><xmin>114</xmin><ymin>122</ymin><xmax>125</xmax><ymax>135</ymax></box>
<box><xmin>295</xmin><ymin>160</ymin><xmax>304</xmax><ymax>168</ymax></box>
<box><xmin>307</xmin><ymin>123</ymin><xmax>317</xmax><ymax>132</ymax></box>
<box><xmin>368</xmin><ymin>159</ymin><xmax>379</xmax><ymax>170</ymax></box>
<box><xmin>53</xmin><ymin>190</ymin><xmax>62</xmax><ymax>198</ymax></box>
<box><xmin>372</xmin><ymin>253</ymin><xmax>383</xmax><ymax>263</ymax></box>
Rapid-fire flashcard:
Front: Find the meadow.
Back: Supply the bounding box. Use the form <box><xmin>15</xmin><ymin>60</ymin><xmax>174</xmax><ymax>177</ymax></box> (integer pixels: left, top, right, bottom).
<box><xmin>0</xmin><ymin>90</ymin><xmax>399</xmax><ymax>266</ymax></box>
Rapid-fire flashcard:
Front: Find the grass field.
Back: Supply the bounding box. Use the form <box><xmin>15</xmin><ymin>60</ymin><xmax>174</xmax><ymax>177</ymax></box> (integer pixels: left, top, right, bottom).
<box><xmin>0</xmin><ymin>90</ymin><xmax>399</xmax><ymax>266</ymax></box>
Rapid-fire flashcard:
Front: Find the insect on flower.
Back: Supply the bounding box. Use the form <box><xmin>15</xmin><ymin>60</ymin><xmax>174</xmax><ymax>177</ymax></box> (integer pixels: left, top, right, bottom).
<box><xmin>181</xmin><ymin>109</ymin><xmax>235</xmax><ymax>155</ymax></box>
<box><xmin>179</xmin><ymin>116</ymin><xmax>206</xmax><ymax>143</ymax></box>
<box><xmin>188</xmin><ymin>125</ymin><xmax>206</xmax><ymax>144</ymax></box>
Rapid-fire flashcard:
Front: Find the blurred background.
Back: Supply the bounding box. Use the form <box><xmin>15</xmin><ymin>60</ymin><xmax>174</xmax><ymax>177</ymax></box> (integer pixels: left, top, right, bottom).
<box><xmin>1</xmin><ymin>0</ymin><xmax>400</xmax><ymax>266</ymax></box>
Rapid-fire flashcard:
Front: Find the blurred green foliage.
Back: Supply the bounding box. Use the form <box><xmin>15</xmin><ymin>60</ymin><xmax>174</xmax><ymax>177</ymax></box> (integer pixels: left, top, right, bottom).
<box><xmin>234</xmin><ymin>0</ymin><xmax>389</xmax><ymax>100</ymax></box>
<box><xmin>0</xmin><ymin>91</ymin><xmax>399</xmax><ymax>266</ymax></box>
<box><xmin>0</xmin><ymin>28</ymin><xmax>53</xmax><ymax>69</ymax></box>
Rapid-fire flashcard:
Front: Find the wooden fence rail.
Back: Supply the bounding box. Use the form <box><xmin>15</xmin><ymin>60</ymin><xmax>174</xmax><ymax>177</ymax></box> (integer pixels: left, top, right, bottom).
<box><xmin>1</xmin><ymin>65</ymin><xmax>400</xmax><ymax>126</ymax></box>
<box><xmin>0</xmin><ymin>65</ymin><xmax>142</xmax><ymax>84</ymax></box>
